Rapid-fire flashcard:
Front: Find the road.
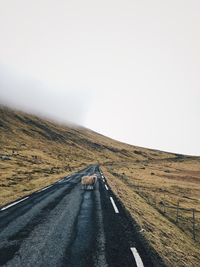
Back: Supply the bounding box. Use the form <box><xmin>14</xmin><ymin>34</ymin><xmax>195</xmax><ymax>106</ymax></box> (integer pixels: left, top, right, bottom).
<box><xmin>0</xmin><ymin>165</ymin><xmax>153</xmax><ymax>267</ymax></box>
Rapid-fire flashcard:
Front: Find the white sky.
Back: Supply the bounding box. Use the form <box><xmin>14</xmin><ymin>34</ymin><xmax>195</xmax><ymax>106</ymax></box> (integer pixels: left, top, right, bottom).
<box><xmin>0</xmin><ymin>0</ymin><xmax>199</xmax><ymax>155</ymax></box>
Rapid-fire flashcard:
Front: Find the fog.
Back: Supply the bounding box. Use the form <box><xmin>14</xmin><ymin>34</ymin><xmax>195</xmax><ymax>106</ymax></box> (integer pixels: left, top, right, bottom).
<box><xmin>0</xmin><ymin>0</ymin><xmax>200</xmax><ymax>155</ymax></box>
<box><xmin>0</xmin><ymin>65</ymin><xmax>92</xmax><ymax>125</ymax></box>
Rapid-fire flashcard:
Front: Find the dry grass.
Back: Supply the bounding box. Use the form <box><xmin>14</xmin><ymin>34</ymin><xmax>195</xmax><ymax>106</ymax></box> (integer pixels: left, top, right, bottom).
<box><xmin>0</xmin><ymin>105</ymin><xmax>200</xmax><ymax>266</ymax></box>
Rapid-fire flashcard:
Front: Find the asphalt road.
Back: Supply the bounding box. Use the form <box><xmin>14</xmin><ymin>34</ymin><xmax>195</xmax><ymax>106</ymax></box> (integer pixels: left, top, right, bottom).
<box><xmin>0</xmin><ymin>165</ymin><xmax>153</xmax><ymax>267</ymax></box>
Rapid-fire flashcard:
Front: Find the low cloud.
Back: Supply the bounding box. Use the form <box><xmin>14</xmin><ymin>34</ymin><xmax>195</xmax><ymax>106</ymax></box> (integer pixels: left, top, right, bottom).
<box><xmin>0</xmin><ymin>65</ymin><xmax>92</xmax><ymax>125</ymax></box>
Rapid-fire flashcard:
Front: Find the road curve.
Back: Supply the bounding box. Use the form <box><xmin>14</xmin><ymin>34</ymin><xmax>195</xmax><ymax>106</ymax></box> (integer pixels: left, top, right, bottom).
<box><xmin>0</xmin><ymin>165</ymin><xmax>153</xmax><ymax>267</ymax></box>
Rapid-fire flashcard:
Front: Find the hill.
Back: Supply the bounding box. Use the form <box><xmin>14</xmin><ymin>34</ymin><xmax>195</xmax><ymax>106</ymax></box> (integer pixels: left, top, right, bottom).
<box><xmin>0</xmin><ymin>105</ymin><xmax>200</xmax><ymax>266</ymax></box>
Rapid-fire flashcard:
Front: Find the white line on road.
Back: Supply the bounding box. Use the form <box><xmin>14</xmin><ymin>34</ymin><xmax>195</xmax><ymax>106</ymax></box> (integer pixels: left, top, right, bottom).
<box><xmin>130</xmin><ymin>247</ymin><xmax>144</xmax><ymax>267</ymax></box>
<box><xmin>1</xmin><ymin>196</ymin><xmax>29</xmax><ymax>211</ymax></box>
<box><xmin>58</xmin><ymin>179</ymin><xmax>64</xmax><ymax>183</ymax></box>
<box><xmin>110</xmin><ymin>197</ymin><xmax>119</xmax><ymax>213</ymax></box>
<box><xmin>58</xmin><ymin>177</ymin><xmax>72</xmax><ymax>184</ymax></box>
<box><xmin>40</xmin><ymin>185</ymin><xmax>52</xmax><ymax>192</ymax></box>
<box><xmin>105</xmin><ymin>184</ymin><xmax>109</xmax><ymax>190</ymax></box>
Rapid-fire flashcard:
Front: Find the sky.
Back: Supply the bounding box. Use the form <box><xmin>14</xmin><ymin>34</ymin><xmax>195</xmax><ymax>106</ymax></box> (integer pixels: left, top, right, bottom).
<box><xmin>0</xmin><ymin>0</ymin><xmax>199</xmax><ymax>155</ymax></box>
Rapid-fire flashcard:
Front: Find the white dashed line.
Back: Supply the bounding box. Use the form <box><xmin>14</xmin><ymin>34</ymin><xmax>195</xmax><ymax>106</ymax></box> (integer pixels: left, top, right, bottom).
<box><xmin>105</xmin><ymin>184</ymin><xmax>109</xmax><ymax>190</ymax></box>
<box><xmin>110</xmin><ymin>197</ymin><xmax>119</xmax><ymax>213</ymax></box>
<box><xmin>40</xmin><ymin>185</ymin><xmax>52</xmax><ymax>192</ymax></box>
<box><xmin>130</xmin><ymin>247</ymin><xmax>144</xmax><ymax>267</ymax></box>
<box><xmin>1</xmin><ymin>196</ymin><xmax>29</xmax><ymax>211</ymax></box>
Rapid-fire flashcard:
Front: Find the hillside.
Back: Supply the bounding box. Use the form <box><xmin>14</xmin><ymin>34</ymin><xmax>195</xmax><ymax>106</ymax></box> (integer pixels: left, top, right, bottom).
<box><xmin>0</xmin><ymin>105</ymin><xmax>175</xmax><ymax>205</ymax></box>
<box><xmin>0</xmin><ymin>106</ymin><xmax>200</xmax><ymax>266</ymax></box>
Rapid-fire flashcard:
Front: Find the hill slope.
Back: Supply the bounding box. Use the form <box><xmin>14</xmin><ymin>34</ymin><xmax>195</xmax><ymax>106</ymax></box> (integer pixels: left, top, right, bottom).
<box><xmin>0</xmin><ymin>106</ymin><xmax>200</xmax><ymax>266</ymax></box>
<box><xmin>0</xmin><ymin>105</ymin><xmax>176</xmax><ymax>205</ymax></box>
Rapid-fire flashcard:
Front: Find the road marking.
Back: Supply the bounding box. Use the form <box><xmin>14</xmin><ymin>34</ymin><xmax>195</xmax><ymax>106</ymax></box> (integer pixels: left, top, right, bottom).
<box><xmin>40</xmin><ymin>185</ymin><xmax>52</xmax><ymax>192</ymax></box>
<box><xmin>105</xmin><ymin>184</ymin><xmax>109</xmax><ymax>190</ymax></box>
<box><xmin>110</xmin><ymin>197</ymin><xmax>119</xmax><ymax>213</ymax></box>
<box><xmin>130</xmin><ymin>247</ymin><xmax>144</xmax><ymax>267</ymax></box>
<box><xmin>1</xmin><ymin>196</ymin><xmax>29</xmax><ymax>211</ymax></box>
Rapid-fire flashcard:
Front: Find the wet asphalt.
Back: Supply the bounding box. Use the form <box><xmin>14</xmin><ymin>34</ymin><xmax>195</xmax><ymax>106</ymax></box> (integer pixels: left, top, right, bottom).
<box><xmin>0</xmin><ymin>165</ymin><xmax>153</xmax><ymax>267</ymax></box>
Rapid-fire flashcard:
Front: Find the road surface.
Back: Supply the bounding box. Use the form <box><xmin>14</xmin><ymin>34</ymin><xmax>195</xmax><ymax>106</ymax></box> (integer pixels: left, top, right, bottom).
<box><xmin>0</xmin><ymin>165</ymin><xmax>153</xmax><ymax>267</ymax></box>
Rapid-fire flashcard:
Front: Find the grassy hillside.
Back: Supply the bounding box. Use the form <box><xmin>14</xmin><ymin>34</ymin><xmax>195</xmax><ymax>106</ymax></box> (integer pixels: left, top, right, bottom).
<box><xmin>0</xmin><ymin>106</ymin><xmax>200</xmax><ymax>266</ymax></box>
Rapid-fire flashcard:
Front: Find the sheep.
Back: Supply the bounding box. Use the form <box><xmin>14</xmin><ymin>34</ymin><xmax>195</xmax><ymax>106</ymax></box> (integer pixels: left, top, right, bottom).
<box><xmin>81</xmin><ymin>175</ymin><xmax>97</xmax><ymax>190</ymax></box>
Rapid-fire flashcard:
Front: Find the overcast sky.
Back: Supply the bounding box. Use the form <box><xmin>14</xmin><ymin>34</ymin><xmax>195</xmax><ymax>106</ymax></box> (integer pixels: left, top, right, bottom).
<box><xmin>0</xmin><ymin>0</ymin><xmax>199</xmax><ymax>155</ymax></box>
